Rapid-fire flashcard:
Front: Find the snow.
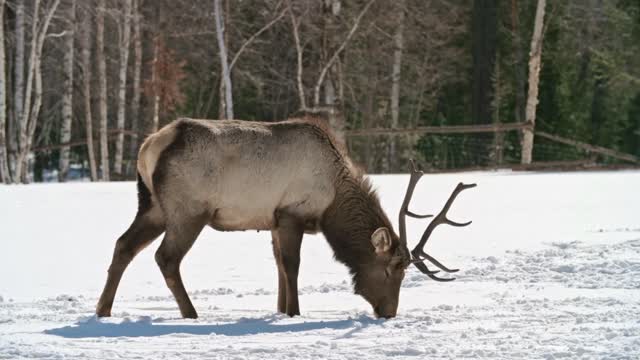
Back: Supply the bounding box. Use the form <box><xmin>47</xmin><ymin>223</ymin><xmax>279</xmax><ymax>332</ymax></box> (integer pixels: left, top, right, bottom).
<box><xmin>1</xmin><ymin>170</ymin><xmax>639</xmax><ymax>359</ymax></box>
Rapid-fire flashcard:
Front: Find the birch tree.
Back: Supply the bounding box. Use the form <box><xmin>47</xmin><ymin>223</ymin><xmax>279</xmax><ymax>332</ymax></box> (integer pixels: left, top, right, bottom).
<box><xmin>96</xmin><ymin>0</ymin><xmax>109</xmax><ymax>180</ymax></box>
<box><xmin>80</xmin><ymin>3</ymin><xmax>98</xmax><ymax>181</ymax></box>
<box><xmin>520</xmin><ymin>0</ymin><xmax>546</xmax><ymax>164</ymax></box>
<box><xmin>511</xmin><ymin>0</ymin><xmax>526</xmax><ymax>130</ymax></box>
<box><xmin>14</xmin><ymin>0</ymin><xmax>62</xmax><ymax>183</ymax></box>
<box><xmin>312</xmin><ymin>0</ymin><xmax>377</xmax><ymax>108</ymax></box>
<box><xmin>59</xmin><ymin>0</ymin><xmax>77</xmax><ymax>181</ymax></box>
<box><xmin>214</xmin><ymin>0</ymin><xmax>233</xmax><ymax>119</ymax></box>
<box><xmin>129</xmin><ymin>0</ymin><xmax>143</xmax><ymax>160</ymax></box>
<box><xmin>114</xmin><ymin>0</ymin><xmax>132</xmax><ymax>175</ymax></box>
<box><xmin>150</xmin><ymin>36</ymin><xmax>160</xmax><ymax>132</ymax></box>
<box><xmin>388</xmin><ymin>0</ymin><xmax>406</xmax><ymax>170</ymax></box>
<box><xmin>321</xmin><ymin>0</ymin><xmax>341</xmax><ymax>110</ymax></box>
<box><xmin>287</xmin><ymin>0</ymin><xmax>377</xmax><ymax>143</ymax></box>
<box><xmin>286</xmin><ymin>0</ymin><xmax>307</xmax><ymax>110</ymax></box>
<box><xmin>0</xmin><ymin>0</ymin><xmax>9</xmax><ymax>183</ymax></box>
<box><xmin>11</xmin><ymin>0</ymin><xmax>26</xmax><ymax>177</ymax></box>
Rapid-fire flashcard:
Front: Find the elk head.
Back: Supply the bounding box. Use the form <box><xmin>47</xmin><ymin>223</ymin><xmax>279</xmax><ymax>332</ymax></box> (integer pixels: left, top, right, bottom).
<box><xmin>358</xmin><ymin>160</ymin><xmax>476</xmax><ymax>318</ymax></box>
<box><xmin>353</xmin><ymin>226</ymin><xmax>410</xmax><ymax>319</ymax></box>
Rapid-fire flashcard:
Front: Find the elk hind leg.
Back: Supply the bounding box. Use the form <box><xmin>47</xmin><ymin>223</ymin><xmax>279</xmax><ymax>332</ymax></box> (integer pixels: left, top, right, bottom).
<box><xmin>155</xmin><ymin>215</ymin><xmax>206</xmax><ymax>319</ymax></box>
<box><xmin>96</xmin><ymin>208</ymin><xmax>165</xmax><ymax>317</ymax></box>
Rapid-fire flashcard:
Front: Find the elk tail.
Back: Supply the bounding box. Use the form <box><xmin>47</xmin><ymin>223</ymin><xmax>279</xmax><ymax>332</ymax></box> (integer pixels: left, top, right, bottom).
<box><xmin>137</xmin><ymin>171</ymin><xmax>154</xmax><ymax>214</ymax></box>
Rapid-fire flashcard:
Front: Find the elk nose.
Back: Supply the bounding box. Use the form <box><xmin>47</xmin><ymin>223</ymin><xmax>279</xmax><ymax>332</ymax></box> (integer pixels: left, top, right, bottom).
<box><xmin>374</xmin><ymin>306</ymin><xmax>396</xmax><ymax>319</ymax></box>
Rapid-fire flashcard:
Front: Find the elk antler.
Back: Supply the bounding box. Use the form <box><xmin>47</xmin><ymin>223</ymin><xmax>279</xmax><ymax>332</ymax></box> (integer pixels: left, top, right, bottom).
<box><xmin>399</xmin><ymin>160</ymin><xmax>476</xmax><ymax>282</ymax></box>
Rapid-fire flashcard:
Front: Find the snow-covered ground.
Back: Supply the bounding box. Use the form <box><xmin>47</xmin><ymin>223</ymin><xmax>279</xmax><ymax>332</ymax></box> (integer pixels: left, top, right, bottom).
<box><xmin>1</xmin><ymin>171</ymin><xmax>639</xmax><ymax>359</ymax></box>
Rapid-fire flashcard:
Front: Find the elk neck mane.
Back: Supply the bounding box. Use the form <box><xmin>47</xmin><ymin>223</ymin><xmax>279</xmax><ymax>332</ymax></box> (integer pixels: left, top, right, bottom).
<box><xmin>320</xmin><ymin>173</ymin><xmax>395</xmax><ymax>278</ymax></box>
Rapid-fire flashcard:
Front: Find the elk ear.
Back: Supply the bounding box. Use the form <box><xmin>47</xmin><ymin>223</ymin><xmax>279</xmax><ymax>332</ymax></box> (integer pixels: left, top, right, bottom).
<box><xmin>371</xmin><ymin>227</ymin><xmax>392</xmax><ymax>255</ymax></box>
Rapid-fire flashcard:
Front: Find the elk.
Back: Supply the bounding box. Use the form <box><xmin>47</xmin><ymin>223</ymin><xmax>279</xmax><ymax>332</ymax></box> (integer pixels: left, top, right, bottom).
<box><xmin>96</xmin><ymin>115</ymin><xmax>475</xmax><ymax>319</ymax></box>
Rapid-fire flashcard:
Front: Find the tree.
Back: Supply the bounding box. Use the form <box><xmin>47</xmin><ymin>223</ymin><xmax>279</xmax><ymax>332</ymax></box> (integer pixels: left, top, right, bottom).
<box><xmin>80</xmin><ymin>2</ymin><xmax>98</xmax><ymax>181</ymax></box>
<box><xmin>11</xmin><ymin>0</ymin><xmax>26</xmax><ymax>177</ymax></box>
<box><xmin>520</xmin><ymin>0</ymin><xmax>546</xmax><ymax>164</ymax></box>
<box><xmin>129</xmin><ymin>0</ymin><xmax>143</xmax><ymax>161</ymax></box>
<box><xmin>59</xmin><ymin>0</ymin><xmax>77</xmax><ymax>181</ymax></box>
<box><xmin>114</xmin><ymin>0</ymin><xmax>133</xmax><ymax>175</ymax></box>
<box><xmin>14</xmin><ymin>0</ymin><xmax>62</xmax><ymax>183</ymax></box>
<box><xmin>471</xmin><ymin>0</ymin><xmax>497</xmax><ymax>165</ymax></box>
<box><xmin>2</xmin><ymin>0</ymin><xmax>638</xmax><ymax>179</ymax></box>
<box><xmin>287</xmin><ymin>0</ymin><xmax>306</xmax><ymax>110</ymax></box>
<box><xmin>388</xmin><ymin>0</ymin><xmax>406</xmax><ymax>171</ymax></box>
<box><xmin>144</xmin><ymin>38</ymin><xmax>187</xmax><ymax>132</ymax></box>
<box><xmin>96</xmin><ymin>0</ymin><xmax>109</xmax><ymax>180</ymax></box>
<box><xmin>0</xmin><ymin>0</ymin><xmax>9</xmax><ymax>183</ymax></box>
<box><xmin>287</xmin><ymin>0</ymin><xmax>377</xmax><ymax>143</ymax></box>
<box><xmin>311</xmin><ymin>0</ymin><xmax>377</xmax><ymax>109</ymax></box>
<box><xmin>510</xmin><ymin>0</ymin><xmax>526</xmax><ymax>130</ymax></box>
<box><xmin>214</xmin><ymin>0</ymin><xmax>233</xmax><ymax>119</ymax></box>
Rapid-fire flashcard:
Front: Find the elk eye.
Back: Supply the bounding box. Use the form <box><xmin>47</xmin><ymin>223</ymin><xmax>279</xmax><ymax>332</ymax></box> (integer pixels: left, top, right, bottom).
<box><xmin>384</xmin><ymin>267</ymin><xmax>391</xmax><ymax>278</ymax></box>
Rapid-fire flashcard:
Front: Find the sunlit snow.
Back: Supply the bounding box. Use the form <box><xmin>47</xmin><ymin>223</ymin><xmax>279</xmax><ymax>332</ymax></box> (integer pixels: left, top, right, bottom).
<box><xmin>1</xmin><ymin>171</ymin><xmax>639</xmax><ymax>359</ymax></box>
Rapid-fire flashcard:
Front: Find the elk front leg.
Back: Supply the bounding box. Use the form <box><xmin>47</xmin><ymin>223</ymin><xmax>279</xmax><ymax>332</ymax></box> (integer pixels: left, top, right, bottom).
<box><xmin>272</xmin><ymin>212</ymin><xmax>304</xmax><ymax>317</ymax></box>
<box><xmin>272</xmin><ymin>237</ymin><xmax>287</xmax><ymax>313</ymax></box>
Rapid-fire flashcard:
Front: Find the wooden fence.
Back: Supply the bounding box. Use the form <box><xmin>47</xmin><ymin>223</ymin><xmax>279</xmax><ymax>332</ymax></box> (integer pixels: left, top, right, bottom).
<box><xmin>345</xmin><ymin>122</ymin><xmax>640</xmax><ymax>167</ymax></box>
<box><xmin>30</xmin><ymin>121</ymin><xmax>639</xmax><ymax>176</ymax></box>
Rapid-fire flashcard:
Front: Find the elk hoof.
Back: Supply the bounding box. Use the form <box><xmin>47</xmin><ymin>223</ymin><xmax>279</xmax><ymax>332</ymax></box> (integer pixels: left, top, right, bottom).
<box><xmin>96</xmin><ymin>308</ymin><xmax>111</xmax><ymax>318</ymax></box>
<box><xmin>181</xmin><ymin>309</ymin><xmax>199</xmax><ymax>319</ymax></box>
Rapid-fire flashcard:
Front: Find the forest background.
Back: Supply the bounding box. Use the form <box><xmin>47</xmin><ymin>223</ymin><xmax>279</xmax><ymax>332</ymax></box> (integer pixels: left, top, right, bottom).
<box><xmin>0</xmin><ymin>0</ymin><xmax>638</xmax><ymax>183</ymax></box>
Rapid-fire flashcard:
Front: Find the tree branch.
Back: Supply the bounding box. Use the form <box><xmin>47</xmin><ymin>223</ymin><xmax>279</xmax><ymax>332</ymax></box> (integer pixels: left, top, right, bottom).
<box><xmin>313</xmin><ymin>0</ymin><xmax>377</xmax><ymax>107</ymax></box>
<box><xmin>229</xmin><ymin>8</ymin><xmax>287</xmax><ymax>71</ymax></box>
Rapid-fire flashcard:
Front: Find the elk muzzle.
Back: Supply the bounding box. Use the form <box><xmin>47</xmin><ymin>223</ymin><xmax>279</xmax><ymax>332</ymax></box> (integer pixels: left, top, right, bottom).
<box><xmin>373</xmin><ymin>300</ymin><xmax>398</xmax><ymax>319</ymax></box>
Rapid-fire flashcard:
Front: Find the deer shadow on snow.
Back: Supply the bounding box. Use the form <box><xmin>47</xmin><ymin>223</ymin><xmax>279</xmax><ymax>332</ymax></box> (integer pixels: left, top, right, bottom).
<box><xmin>44</xmin><ymin>314</ymin><xmax>383</xmax><ymax>338</ymax></box>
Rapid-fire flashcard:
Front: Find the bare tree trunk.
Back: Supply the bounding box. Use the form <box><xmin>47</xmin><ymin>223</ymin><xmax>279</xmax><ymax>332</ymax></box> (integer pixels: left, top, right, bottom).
<box><xmin>151</xmin><ymin>36</ymin><xmax>160</xmax><ymax>132</ymax></box>
<box><xmin>520</xmin><ymin>0</ymin><xmax>546</xmax><ymax>164</ymax></box>
<box><xmin>214</xmin><ymin>0</ymin><xmax>233</xmax><ymax>119</ymax></box>
<box><xmin>471</xmin><ymin>0</ymin><xmax>498</xmax><ymax>166</ymax></box>
<box><xmin>388</xmin><ymin>0</ymin><xmax>405</xmax><ymax>172</ymax></box>
<box><xmin>10</xmin><ymin>0</ymin><xmax>25</xmax><ymax>180</ymax></box>
<box><xmin>14</xmin><ymin>0</ymin><xmax>41</xmax><ymax>183</ymax></box>
<box><xmin>97</xmin><ymin>0</ymin><xmax>109</xmax><ymax>180</ymax></box>
<box><xmin>214</xmin><ymin>5</ymin><xmax>286</xmax><ymax>120</ymax></box>
<box><xmin>322</xmin><ymin>0</ymin><xmax>340</xmax><ymax>109</ymax></box>
<box><xmin>0</xmin><ymin>0</ymin><xmax>9</xmax><ymax>183</ymax></box>
<box><xmin>129</xmin><ymin>0</ymin><xmax>142</xmax><ymax>161</ymax></box>
<box><xmin>59</xmin><ymin>0</ymin><xmax>76</xmax><ymax>182</ymax></box>
<box><xmin>14</xmin><ymin>0</ymin><xmax>61</xmax><ymax>183</ymax></box>
<box><xmin>313</xmin><ymin>0</ymin><xmax>377</xmax><ymax>108</ymax></box>
<box><xmin>511</xmin><ymin>0</ymin><xmax>526</xmax><ymax>130</ymax></box>
<box><xmin>321</xmin><ymin>1</ymin><xmax>345</xmax><ymax>145</ymax></box>
<box><xmin>81</xmin><ymin>3</ymin><xmax>98</xmax><ymax>181</ymax></box>
<box><xmin>286</xmin><ymin>0</ymin><xmax>307</xmax><ymax>110</ymax></box>
<box><xmin>492</xmin><ymin>54</ymin><xmax>504</xmax><ymax>166</ymax></box>
<box><xmin>114</xmin><ymin>0</ymin><xmax>132</xmax><ymax>175</ymax></box>
<box><xmin>217</xmin><ymin>78</ymin><xmax>225</xmax><ymax>119</ymax></box>
<box><xmin>228</xmin><ymin>8</ymin><xmax>287</xmax><ymax>72</ymax></box>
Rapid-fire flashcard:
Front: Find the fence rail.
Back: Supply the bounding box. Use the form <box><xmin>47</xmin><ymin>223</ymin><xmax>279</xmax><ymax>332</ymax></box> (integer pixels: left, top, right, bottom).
<box><xmin>30</xmin><ymin>122</ymin><xmax>640</xmax><ymax>170</ymax></box>
<box><xmin>346</xmin><ymin>122</ymin><xmax>640</xmax><ymax>165</ymax></box>
<box><xmin>345</xmin><ymin>122</ymin><xmax>529</xmax><ymax>136</ymax></box>
<box><xmin>535</xmin><ymin>131</ymin><xmax>639</xmax><ymax>164</ymax></box>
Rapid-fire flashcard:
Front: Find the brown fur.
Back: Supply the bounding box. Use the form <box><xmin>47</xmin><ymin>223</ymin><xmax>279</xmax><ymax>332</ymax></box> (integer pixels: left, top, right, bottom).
<box><xmin>96</xmin><ymin>116</ymin><xmax>411</xmax><ymax>319</ymax></box>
